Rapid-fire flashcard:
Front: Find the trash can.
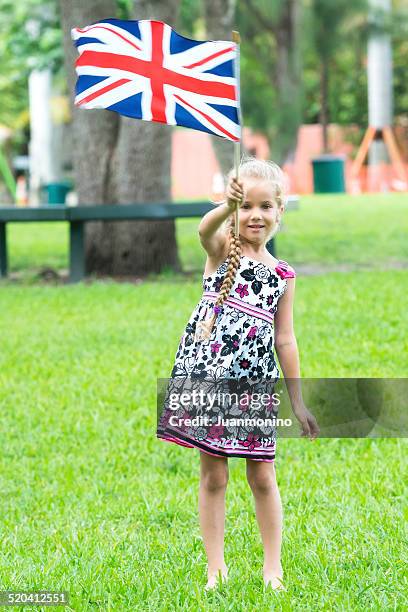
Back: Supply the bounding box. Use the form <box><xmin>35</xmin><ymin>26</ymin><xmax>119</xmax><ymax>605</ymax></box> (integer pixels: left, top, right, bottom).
<box><xmin>42</xmin><ymin>181</ymin><xmax>72</xmax><ymax>205</ymax></box>
<box><xmin>312</xmin><ymin>155</ymin><xmax>346</xmax><ymax>193</ymax></box>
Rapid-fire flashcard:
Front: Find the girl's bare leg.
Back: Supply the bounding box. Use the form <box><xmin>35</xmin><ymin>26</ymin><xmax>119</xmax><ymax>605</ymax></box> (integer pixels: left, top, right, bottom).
<box><xmin>246</xmin><ymin>459</ymin><xmax>285</xmax><ymax>590</ymax></box>
<box><xmin>198</xmin><ymin>451</ymin><xmax>229</xmax><ymax>588</ymax></box>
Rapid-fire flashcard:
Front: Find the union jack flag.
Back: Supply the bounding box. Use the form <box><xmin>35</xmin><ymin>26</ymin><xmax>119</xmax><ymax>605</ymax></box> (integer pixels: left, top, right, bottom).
<box><xmin>71</xmin><ymin>18</ymin><xmax>241</xmax><ymax>142</ymax></box>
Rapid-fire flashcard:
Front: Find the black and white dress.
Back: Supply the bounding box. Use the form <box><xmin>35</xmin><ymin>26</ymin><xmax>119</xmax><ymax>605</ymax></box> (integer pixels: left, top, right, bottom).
<box><xmin>157</xmin><ymin>255</ymin><xmax>296</xmax><ymax>462</ymax></box>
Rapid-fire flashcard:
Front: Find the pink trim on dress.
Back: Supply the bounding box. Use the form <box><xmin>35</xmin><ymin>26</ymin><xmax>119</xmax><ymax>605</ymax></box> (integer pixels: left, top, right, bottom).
<box><xmin>202</xmin><ymin>291</ymin><xmax>275</xmax><ymax>325</ymax></box>
<box><xmin>158</xmin><ymin>433</ymin><xmax>275</xmax><ymax>462</ymax></box>
<box><xmin>275</xmin><ymin>260</ymin><xmax>296</xmax><ymax>279</ymax></box>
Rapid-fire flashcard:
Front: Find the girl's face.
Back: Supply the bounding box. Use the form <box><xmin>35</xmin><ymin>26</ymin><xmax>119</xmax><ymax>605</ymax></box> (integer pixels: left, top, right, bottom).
<box><xmin>237</xmin><ymin>178</ymin><xmax>283</xmax><ymax>245</ymax></box>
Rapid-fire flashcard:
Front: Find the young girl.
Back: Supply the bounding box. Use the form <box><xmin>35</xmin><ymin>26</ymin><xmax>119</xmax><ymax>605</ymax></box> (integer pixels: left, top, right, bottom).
<box><xmin>157</xmin><ymin>157</ymin><xmax>319</xmax><ymax>592</ymax></box>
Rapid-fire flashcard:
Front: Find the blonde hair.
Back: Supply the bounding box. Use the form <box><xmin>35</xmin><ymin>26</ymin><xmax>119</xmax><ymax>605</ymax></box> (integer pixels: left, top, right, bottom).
<box><xmin>195</xmin><ymin>156</ymin><xmax>286</xmax><ymax>343</ymax></box>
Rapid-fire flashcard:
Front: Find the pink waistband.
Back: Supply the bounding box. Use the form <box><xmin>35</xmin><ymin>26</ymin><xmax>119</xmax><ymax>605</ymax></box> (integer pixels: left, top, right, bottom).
<box><xmin>202</xmin><ymin>290</ymin><xmax>274</xmax><ymax>325</ymax></box>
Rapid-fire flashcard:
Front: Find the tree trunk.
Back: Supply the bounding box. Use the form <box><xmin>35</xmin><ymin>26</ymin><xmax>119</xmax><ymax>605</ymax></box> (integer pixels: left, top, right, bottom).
<box><xmin>241</xmin><ymin>0</ymin><xmax>302</xmax><ymax>165</ymax></box>
<box><xmin>273</xmin><ymin>0</ymin><xmax>302</xmax><ymax>164</ymax></box>
<box><xmin>203</xmin><ymin>0</ymin><xmax>241</xmax><ymax>177</ymax></box>
<box><xmin>59</xmin><ymin>0</ymin><xmax>181</xmax><ymax>277</ymax></box>
<box><xmin>59</xmin><ymin>0</ymin><xmax>120</xmax><ymax>274</ymax></box>
<box><xmin>107</xmin><ymin>0</ymin><xmax>182</xmax><ymax>276</ymax></box>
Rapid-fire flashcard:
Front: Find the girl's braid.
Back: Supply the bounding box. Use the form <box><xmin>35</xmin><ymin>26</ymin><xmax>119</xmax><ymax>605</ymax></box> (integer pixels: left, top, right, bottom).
<box><xmin>215</xmin><ymin>226</ymin><xmax>242</xmax><ymax>308</ymax></box>
<box><xmin>195</xmin><ymin>226</ymin><xmax>242</xmax><ymax>342</ymax></box>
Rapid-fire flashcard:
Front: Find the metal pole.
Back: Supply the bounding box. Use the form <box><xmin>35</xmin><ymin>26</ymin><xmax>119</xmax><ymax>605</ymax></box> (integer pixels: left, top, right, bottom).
<box><xmin>0</xmin><ymin>222</ymin><xmax>8</xmax><ymax>278</ymax></box>
<box><xmin>232</xmin><ymin>30</ymin><xmax>242</xmax><ymax>237</ymax></box>
<box><xmin>368</xmin><ymin>0</ymin><xmax>393</xmax><ymax>165</ymax></box>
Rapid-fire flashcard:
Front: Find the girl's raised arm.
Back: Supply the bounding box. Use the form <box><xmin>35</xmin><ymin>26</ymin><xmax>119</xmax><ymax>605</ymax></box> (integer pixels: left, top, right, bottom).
<box><xmin>198</xmin><ymin>177</ymin><xmax>243</xmax><ymax>257</ymax></box>
<box><xmin>198</xmin><ymin>203</ymin><xmax>232</xmax><ymax>257</ymax></box>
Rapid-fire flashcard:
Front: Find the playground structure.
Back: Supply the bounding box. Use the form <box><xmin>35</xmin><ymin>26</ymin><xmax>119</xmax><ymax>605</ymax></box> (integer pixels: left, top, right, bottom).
<box><xmin>351</xmin><ymin>0</ymin><xmax>407</xmax><ymax>193</ymax></box>
<box><xmin>350</xmin><ymin>126</ymin><xmax>407</xmax><ymax>193</ymax></box>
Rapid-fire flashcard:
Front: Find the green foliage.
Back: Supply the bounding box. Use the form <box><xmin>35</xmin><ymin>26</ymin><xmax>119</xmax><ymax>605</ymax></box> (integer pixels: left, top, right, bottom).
<box><xmin>179</xmin><ymin>0</ymin><xmax>203</xmax><ymax>34</ymax></box>
<box><xmin>0</xmin><ymin>0</ymin><xmax>406</xmax><ymax>157</ymax></box>
<box><xmin>305</xmin><ymin>0</ymin><xmax>368</xmax><ymax>143</ymax></box>
<box><xmin>239</xmin><ymin>35</ymin><xmax>276</xmax><ymax>135</ymax></box>
<box><xmin>301</xmin><ymin>1</ymin><xmax>369</xmax><ymax>126</ymax></box>
<box><xmin>236</xmin><ymin>0</ymin><xmax>302</xmax><ymax>161</ymax></box>
<box><xmin>0</xmin><ymin>0</ymin><xmax>63</xmax><ymax>73</ymax></box>
<box><xmin>304</xmin><ymin>0</ymin><xmax>408</xmax><ymax>126</ymax></box>
<box><xmin>392</xmin><ymin>5</ymin><xmax>408</xmax><ymax>118</ymax></box>
<box><xmin>310</xmin><ymin>0</ymin><xmax>368</xmax><ymax>58</ymax></box>
<box><xmin>0</xmin><ymin>0</ymin><xmax>62</xmax><ymax>136</ymax></box>
<box><xmin>117</xmin><ymin>0</ymin><xmax>132</xmax><ymax>20</ymax></box>
<box><xmin>0</xmin><ymin>0</ymin><xmax>124</xmax><ymax>130</ymax></box>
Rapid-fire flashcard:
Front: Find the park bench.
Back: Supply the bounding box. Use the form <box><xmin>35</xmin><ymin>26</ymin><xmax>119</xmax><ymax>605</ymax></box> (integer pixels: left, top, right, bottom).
<box><xmin>0</xmin><ymin>197</ymin><xmax>299</xmax><ymax>283</ymax></box>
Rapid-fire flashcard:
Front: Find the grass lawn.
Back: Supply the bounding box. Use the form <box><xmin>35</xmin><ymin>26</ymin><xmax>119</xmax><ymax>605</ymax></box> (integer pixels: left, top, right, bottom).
<box><xmin>177</xmin><ymin>193</ymin><xmax>408</xmax><ymax>272</ymax></box>
<box><xmin>4</xmin><ymin>193</ymin><xmax>408</xmax><ymax>276</ymax></box>
<box><xmin>0</xmin><ymin>193</ymin><xmax>407</xmax><ymax>609</ymax></box>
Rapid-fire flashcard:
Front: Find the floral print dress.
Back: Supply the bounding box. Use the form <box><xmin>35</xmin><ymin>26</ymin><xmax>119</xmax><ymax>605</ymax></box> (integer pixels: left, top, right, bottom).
<box><xmin>157</xmin><ymin>254</ymin><xmax>296</xmax><ymax>462</ymax></box>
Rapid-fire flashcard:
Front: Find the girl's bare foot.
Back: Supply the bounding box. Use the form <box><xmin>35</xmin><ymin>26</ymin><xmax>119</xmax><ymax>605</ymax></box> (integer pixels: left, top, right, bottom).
<box><xmin>205</xmin><ymin>564</ymin><xmax>228</xmax><ymax>591</ymax></box>
<box><xmin>263</xmin><ymin>565</ymin><xmax>286</xmax><ymax>591</ymax></box>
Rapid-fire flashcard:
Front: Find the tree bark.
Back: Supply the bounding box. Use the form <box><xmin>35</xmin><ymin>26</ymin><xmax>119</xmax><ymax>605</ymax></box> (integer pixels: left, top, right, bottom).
<box><xmin>241</xmin><ymin>0</ymin><xmax>302</xmax><ymax>164</ymax></box>
<box><xmin>59</xmin><ymin>0</ymin><xmax>181</xmax><ymax>277</ymax></box>
<box><xmin>108</xmin><ymin>0</ymin><xmax>182</xmax><ymax>275</ymax></box>
<box><xmin>273</xmin><ymin>0</ymin><xmax>302</xmax><ymax>163</ymax></box>
<box><xmin>59</xmin><ymin>0</ymin><xmax>120</xmax><ymax>274</ymax></box>
<box><xmin>203</xmin><ymin>0</ymin><xmax>241</xmax><ymax>177</ymax></box>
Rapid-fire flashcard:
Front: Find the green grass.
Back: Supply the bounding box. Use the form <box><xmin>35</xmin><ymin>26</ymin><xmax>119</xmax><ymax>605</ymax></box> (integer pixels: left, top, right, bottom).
<box><xmin>0</xmin><ymin>282</ymin><xmax>406</xmax><ymax>609</ymax></box>
<box><xmin>0</xmin><ymin>194</ymin><xmax>407</xmax><ymax>609</ymax></box>
<box><xmin>177</xmin><ymin>193</ymin><xmax>408</xmax><ymax>272</ymax></box>
<box><xmin>281</xmin><ymin>193</ymin><xmax>408</xmax><ymax>266</ymax></box>
<box><xmin>6</xmin><ymin>221</ymin><xmax>69</xmax><ymax>273</ymax></box>
<box><xmin>5</xmin><ymin>193</ymin><xmax>408</xmax><ymax>275</ymax></box>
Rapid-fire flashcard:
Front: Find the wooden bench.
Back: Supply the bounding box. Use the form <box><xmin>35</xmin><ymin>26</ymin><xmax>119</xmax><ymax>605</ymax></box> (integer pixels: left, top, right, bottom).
<box><xmin>0</xmin><ymin>197</ymin><xmax>299</xmax><ymax>283</ymax></box>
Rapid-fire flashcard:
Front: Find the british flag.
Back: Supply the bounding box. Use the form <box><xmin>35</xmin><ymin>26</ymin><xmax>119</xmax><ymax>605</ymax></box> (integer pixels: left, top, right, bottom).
<box><xmin>71</xmin><ymin>18</ymin><xmax>241</xmax><ymax>142</ymax></box>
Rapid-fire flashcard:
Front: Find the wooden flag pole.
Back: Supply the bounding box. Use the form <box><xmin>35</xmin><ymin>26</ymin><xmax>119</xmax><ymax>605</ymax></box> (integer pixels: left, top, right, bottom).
<box><xmin>232</xmin><ymin>30</ymin><xmax>242</xmax><ymax>238</ymax></box>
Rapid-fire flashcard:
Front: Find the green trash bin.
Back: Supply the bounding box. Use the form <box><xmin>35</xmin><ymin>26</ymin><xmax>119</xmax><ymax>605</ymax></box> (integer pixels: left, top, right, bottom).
<box><xmin>42</xmin><ymin>181</ymin><xmax>72</xmax><ymax>205</ymax></box>
<box><xmin>312</xmin><ymin>155</ymin><xmax>345</xmax><ymax>193</ymax></box>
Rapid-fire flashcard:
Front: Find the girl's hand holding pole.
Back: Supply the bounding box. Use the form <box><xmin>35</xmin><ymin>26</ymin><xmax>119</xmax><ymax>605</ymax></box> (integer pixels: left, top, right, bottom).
<box><xmin>226</xmin><ymin>176</ymin><xmax>244</xmax><ymax>211</ymax></box>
